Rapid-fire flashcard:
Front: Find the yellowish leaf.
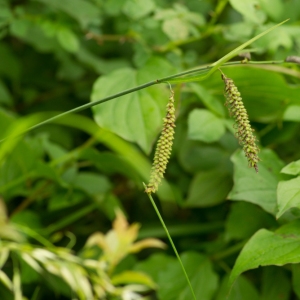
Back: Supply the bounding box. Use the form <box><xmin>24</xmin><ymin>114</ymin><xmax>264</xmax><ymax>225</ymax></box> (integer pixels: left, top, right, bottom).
<box><xmin>130</xmin><ymin>238</ymin><xmax>166</xmax><ymax>253</ymax></box>
<box><xmin>111</xmin><ymin>270</ymin><xmax>156</xmax><ymax>289</ymax></box>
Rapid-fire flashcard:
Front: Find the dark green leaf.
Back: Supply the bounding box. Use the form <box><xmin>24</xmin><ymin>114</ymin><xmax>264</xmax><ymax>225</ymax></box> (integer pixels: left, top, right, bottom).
<box><xmin>229</xmin><ymin>149</ymin><xmax>285</xmax><ymax>214</ymax></box>
<box><xmin>186</xmin><ymin>169</ymin><xmax>232</xmax><ymax>207</ymax></box>
<box><xmin>261</xmin><ymin>266</ymin><xmax>291</xmax><ymax>300</ymax></box>
<box><xmin>229</xmin><ymin>220</ymin><xmax>300</xmax><ymax>287</ymax></box>
<box><xmin>157</xmin><ymin>252</ymin><xmax>218</xmax><ymax>300</ymax></box>
<box><xmin>292</xmin><ymin>264</ymin><xmax>300</xmax><ymax>298</ymax></box>
<box><xmin>187</xmin><ymin>109</ymin><xmax>225</xmax><ymax>143</ymax></box>
<box><xmin>225</xmin><ymin>202</ymin><xmax>276</xmax><ymax>241</ymax></box>
<box><xmin>215</xmin><ymin>275</ymin><xmax>260</xmax><ymax>300</ymax></box>
<box><xmin>277</xmin><ymin>176</ymin><xmax>300</xmax><ymax>219</ymax></box>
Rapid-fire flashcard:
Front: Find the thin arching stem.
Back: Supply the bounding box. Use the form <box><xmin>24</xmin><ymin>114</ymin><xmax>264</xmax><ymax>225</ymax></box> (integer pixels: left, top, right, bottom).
<box><xmin>144</xmin><ymin>185</ymin><xmax>197</xmax><ymax>300</ymax></box>
<box><xmin>0</xmin><ymin>59</ymin><xmax>288</xmax><ymax>142</ymax></box>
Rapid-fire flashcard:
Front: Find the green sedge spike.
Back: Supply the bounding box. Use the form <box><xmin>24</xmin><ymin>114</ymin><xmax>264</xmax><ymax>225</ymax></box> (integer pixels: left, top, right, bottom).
<box><xmin>145</xmin><ymin>89</ymin><xmax>176</xmax><ymax>194</ymax></box>
<box><xmin>221</xmin><ymin>71</ymin><xmax>260</xmax><ymax>172</ymax></box>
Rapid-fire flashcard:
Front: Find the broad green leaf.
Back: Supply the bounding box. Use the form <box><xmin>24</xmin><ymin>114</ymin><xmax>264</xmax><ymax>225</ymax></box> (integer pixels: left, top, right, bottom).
<box><xmin>277</xmin><ymin>176</ymin><xmax>300</xmax><ymax>219</ymax></box>
<box><xmin>123</xmin><ymin>0</ymin><xmax>155</xmax><ymax>19</ymax></box>
<box><xmin>162</xmin><ymin>18</ymin><xmax>189</xmax><ymax>41</ymax></box>
<box><xmin>104</xmin><ymin>0</ymin><xmax>124</xmax><ymax>16</ymax></box>
<box><xmin>253</xmin><ymin>25</ymin><xmax>293</xmax><ymax>52</ymax></box>
<box><xmin>134</xmin><ymin>253</ymin><xmax>175</xmax><ymax>282</ymax></box>
<box><xmin>57</xmin><ymin>28</ymin><xmax>79</xmax><ymax>53</ymax></box>
<box><xmin>229</xmin><ymin>0</ymin><xmax>266</xmax><ymax>24</ymax></box>
<box><xmin>49</xmin><ymin>113</ymin><xmax>176</xmax><ymax>202</ymax></box>
<box><xmin>229</xmin><ymin>220</ymin><xmax>300</xmax><ymax>287</ymax></box>
<box><xmin>185</xmin><ymin>169</ymin><xmax>232</xmax><ymax>207</ymax></box>
<box><xmin>189</xmin><ymin>83</ymin><xmax>225</xmax><ymax>117</ymax></box>
<box><xmin>224</xmin><ymin>202</ymin><xmax>276</xmax><ymax>241</ymax></box>
<box><xmin>91</xmin><ymin>57</ymin><xmax>176</xmax><ymax>153</ymax></box>
<box><xmin>258</xmin><ymin>0</ymin><xmax>284</xmax><ymax>22</ymax></box>
<box><xmin>283</xmin><ymin>105</ymin><xmax>300</xmax><ymax>122</ymax></box>
<box><xmin>178</xmin><ymin>132</ymin><xmax>236</xmax><ymax>174</ymax></box>
<box><xmin>261</xmin><ymin>266</ymin><xmax>291</xmax><ymax>300</ymax></box>
<box><xmin>72</xmin><ymin>172</ymin><xmax>111</xmax><ymax>196</ymax></box>
<box><xmin>157</xmin><ymin>252</ymin><xmax>218</xmax><ymax>300</ymax></box>
<box><xmin>281</xmin><ymin>159</ymin><xmax>300</xmax><ymax>175</ymax></box>
<box><xmin>187</xmin><ymin>109</ymin><xmax>225</xmax><ymax>143</ymax></box>
<box><xmin>48</xmin><ymin>191</ymin><xmax>84</xmax><ymax>211</ymax></box>
<box><xmin>79</xmin><ymin>148</ymin><xmax>140</xmax><ymax>183</ymax></box>
<box><xmin>34</xmin><ymin>0</ymin><xmax>101</xmax><ymax>28</ymax></box>
<box><xmin>215</xmin><ymin>275</ymin><xmax>259</xmax><ymax>300</ymax></box>
<box><xmin>223</xmin><ymin>22</ymin><xmax>253</xmax><ymax>42</ymax></box>
<box><xmin>229</xmin><ymin>149</ymin><xmax>285</xmax><ymax>214</ymax></box>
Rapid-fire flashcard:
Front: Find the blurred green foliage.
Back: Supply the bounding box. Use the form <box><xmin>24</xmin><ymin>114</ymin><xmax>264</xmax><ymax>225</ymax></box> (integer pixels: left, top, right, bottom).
<box><xmin>1</xmin><ymin>0</ymin><xmax>300</xmax><ymax>299</ymax></box>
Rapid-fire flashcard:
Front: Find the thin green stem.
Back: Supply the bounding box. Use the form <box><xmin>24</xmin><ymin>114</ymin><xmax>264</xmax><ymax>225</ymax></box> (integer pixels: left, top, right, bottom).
<box><xmin>0</xmin><ymin>59</ymin><xmax>288</xmax><ymax>142</ymax></box>
<box><xmin>144</xmin><ymin>185</ymin><xmax>197</xmax><ymax>300</ymax></box>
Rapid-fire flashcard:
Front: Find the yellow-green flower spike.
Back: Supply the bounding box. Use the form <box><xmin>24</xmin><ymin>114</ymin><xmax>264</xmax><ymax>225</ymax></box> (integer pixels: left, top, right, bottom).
<box><xmin>221</xmin><ymin>72</ymin><xmax>260</xmax><ymax>172</ymax></box>
<box><xmin>145</xmin><ymin>90</ymin><xmax>176</xmax><ymax>194</ymax></box>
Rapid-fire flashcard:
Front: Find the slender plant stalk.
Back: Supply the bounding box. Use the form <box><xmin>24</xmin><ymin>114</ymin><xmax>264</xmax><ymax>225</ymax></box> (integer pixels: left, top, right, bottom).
<box><xmin>144</xmin><ymin>184</ymin><xmax>197</xmax><ymax>300</ymax></box>
<box><xmin>0</xmin><ymin>60</ymin><xmax>288</xmax><ymax>143</ymax></box>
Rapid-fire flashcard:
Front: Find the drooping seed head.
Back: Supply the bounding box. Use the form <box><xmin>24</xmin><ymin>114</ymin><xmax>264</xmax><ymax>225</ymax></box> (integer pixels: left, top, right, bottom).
<box><xmin>221</xmin><ymin>72</ymin><xmax>260</xmax><ymax>172</ymax></box>
<box><xmin>145</xmin><ymin>90</ymin><xmax>176</xmax><ymax>194</ymax></box>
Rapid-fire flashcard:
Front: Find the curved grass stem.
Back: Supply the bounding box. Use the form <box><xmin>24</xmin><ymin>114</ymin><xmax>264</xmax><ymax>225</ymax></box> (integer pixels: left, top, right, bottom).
<box><xmin>144</xmin><ymin>184</ymin><xmax>197</xmax><ymax>300</ymax></box>
<box><xmin>0</xmin><ymin>59</ymin><xmax>287</xmax><ymax>143</ymax></box>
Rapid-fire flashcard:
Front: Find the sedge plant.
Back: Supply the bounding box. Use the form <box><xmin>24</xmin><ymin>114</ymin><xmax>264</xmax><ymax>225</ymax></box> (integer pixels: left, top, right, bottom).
<box><xmin>2</xmin><ymin>19</ymin><xmax>299</xmax><ymax>299</ymax></box>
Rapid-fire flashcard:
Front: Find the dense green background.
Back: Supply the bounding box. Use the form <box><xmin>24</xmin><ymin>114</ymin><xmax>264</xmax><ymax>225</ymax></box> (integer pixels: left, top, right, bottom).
<box><xmin>1</xmin><ymin>0</ymin><xmax>300</xmax><ymax>299</ymax></box>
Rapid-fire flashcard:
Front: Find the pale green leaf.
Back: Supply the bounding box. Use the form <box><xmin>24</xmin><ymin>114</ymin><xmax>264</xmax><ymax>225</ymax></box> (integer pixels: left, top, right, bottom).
<box><xmin>34</xmin><ymin>0</ymin><xmax>101</xmax><ymax>28</ymax></box>
<box><xmin>229</xmin><ymin>220</ymin><xmax>300</xmax><ymax>287</ymax></box>
<box><xmin>229</xmin><ymin>149</ymin><xmax>285</xmax><ymax>214</ymax></box>
<box><xmin>57</xmin><ymin>28</ymin><xmax>79</xmax><ymax>53</ymax></box>
<box><xmin>111</xmin><ymin>270</ymin><xmax>156</xmax><ymax>288</ymax></box>
<box><xmin>277</xmin><ymin>176</ymin><xmax>300</xmax><ymax>219</ymax></box>
<box><xmin>229</xmin><ymin>0</ymin><xmax>266</xmax><ymax>24</ymax></box>
<box><xmin>281</xmin><ymin>160</ymin><xmax>300</xmax><ymax>175</ymax></box>
<box><xmin>0</xmin><ymin>248</ymin><xmax>9</xmax><ymax>268</ymax></box>
<box><xmin>283</xmin><ymin>105</ymin><xmax>300</xmax><ymax>122</ymax></box>
<box><xmin>258</xmin><ymin>0</ymin><xmax>284</xmax><ymax>22</ymax></box>
<box><xmin>123</xmin><ymin>0</ymin><xmax>155</xmax><ymax>19</ymax></box>
<box><xmin>20</xmin><ymin>253</ymin><xmax>42</xmax><ymax>273</ymax></box>
<box><xmin>187</xmin><ymin>109</ymin><xmax>225</xmax><ymax>142</ymax></box>
<box><xmin>162</xmin><ymin>18</ymin><xmax>189</xmax><ymax>41</ymax></box>
<box><xmin>157</xmin><ymin>252</ymin><xmax>218</xmax><ymax>300</ymax></box>
<box><xmin>0</xmin><ymin>270</ymin><xmax>12</xmax><ymax>290</ymax></box>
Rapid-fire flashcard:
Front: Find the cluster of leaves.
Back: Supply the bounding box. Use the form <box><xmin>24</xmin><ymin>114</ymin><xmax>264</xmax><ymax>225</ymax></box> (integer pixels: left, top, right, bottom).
<box><xmin>1</xmin><ymin>0</ymin><xmax>300</xmax><ymax>299</ymax></box>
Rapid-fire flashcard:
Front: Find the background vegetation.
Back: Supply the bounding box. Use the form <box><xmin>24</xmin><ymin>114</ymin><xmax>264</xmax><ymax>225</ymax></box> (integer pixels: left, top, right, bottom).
<box><xmin>1</xmin><ymin>0</ymin><xmax>300</xmax><ymax>299</ymax></box>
